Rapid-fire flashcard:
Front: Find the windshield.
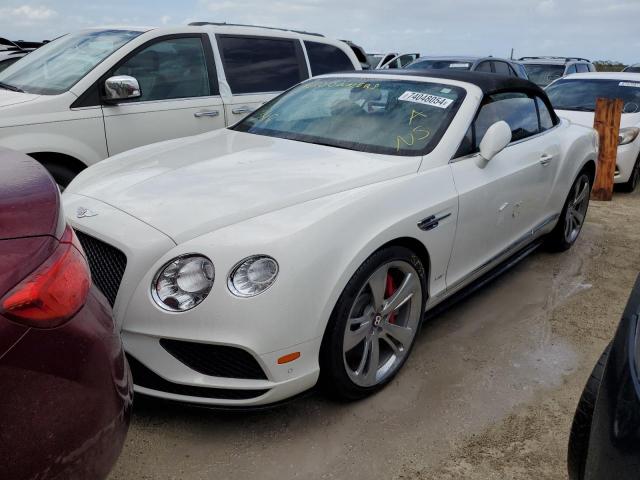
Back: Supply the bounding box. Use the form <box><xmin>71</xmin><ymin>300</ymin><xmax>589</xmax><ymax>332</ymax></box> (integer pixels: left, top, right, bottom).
<box><xmin>0</xmin><ymin>29</ymin><xmax>142</xmax><ymax>95</ymax></box>
<box><xmin>546</xmin><ymin>78</ymin><xmax>640</xmax><ymax>114</ymax></box>
<box><xmin>625</xmin><ymin>66</ymin><xmax>640</xmax><ymax>73</ymax></box>
<box><xmin>406</xmin><ymin>59</ymin><xmax>472</xmax><ymax>71</ymax></box>
<box><xmin>232</xmin><ymin>77</ymin><xmax>465</xmax><ymax>156</ymax></box>
<box><xmin>523</xmin><ymin>64</ymin><xmax>565</xmax><ymax>87</ymax></box>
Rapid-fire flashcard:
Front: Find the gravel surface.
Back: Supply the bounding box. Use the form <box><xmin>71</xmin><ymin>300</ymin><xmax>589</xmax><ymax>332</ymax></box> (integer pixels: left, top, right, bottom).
<box><xmin>109</xmin><ymin>188</ymin><xmax>640</xmax><ymax>480</ymax></box>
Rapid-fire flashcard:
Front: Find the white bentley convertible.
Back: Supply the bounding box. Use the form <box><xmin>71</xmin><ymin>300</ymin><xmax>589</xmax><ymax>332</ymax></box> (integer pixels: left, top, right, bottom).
<box><xmin>64</xmin><ymin>71</ymin><xmax>597</xmax><ymax>406</ymax></box>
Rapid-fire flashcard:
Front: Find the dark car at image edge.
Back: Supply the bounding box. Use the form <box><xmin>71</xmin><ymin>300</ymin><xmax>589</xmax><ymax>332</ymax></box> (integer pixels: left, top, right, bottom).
<box><xmin>0</xmin><ymin>149</ymin><xmax>132</xmax><ymax>480</ymax></box>
<box><xmin>568</xmin><ymin>274</ymin><xmax>640</xmax><ymax>480</ymax></box>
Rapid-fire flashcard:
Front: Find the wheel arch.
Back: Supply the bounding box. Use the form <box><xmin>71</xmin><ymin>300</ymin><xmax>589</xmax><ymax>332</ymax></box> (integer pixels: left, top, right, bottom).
<box><xmin>27</xmin><ymin>151</ymin><xmax>88</xmax><ymax>176</ymax></box>
<box><xmin>376</xmin><ymin>236</ymin><xmax>432</xmax><ymax>298</ymax></box>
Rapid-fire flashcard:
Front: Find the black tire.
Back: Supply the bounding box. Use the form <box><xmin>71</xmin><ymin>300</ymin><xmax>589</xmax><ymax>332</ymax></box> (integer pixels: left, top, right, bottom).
<box><xmin>567</xmin><ymin>347</ymin><xmax>610</xmax><ymax>480</ymax></box>
<box><xmin>319</xmin><ymin>246</ymin><xmax>427</xmax><ymax>401</ymax></box>
<box><xmin>38</xmin><ymin>161</ymin><xmax>79</xmax><ymax>190</ymax></box>
<box><xmin>620</xmin><ymin>155</ymin><xmax>640</xmax><ymax>193</ymax></box>
<box><xmin>546</xmin><ymin>171</ymin><xmax>592</xmax><ymax>252</ymax></box>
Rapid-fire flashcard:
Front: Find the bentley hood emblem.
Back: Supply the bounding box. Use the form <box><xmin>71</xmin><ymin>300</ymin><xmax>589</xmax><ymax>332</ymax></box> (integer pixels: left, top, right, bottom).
<box><xmin>76</xmin><ymin>206</ymin><xmax>98</xmax><ymax>218</ymax></box>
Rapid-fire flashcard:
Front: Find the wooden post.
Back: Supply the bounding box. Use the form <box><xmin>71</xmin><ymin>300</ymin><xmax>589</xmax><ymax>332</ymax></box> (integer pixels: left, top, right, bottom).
<box><xmin>591</xmin><ymin>97</ymin><xmax>623</xmax><ymax>201</ymax></box>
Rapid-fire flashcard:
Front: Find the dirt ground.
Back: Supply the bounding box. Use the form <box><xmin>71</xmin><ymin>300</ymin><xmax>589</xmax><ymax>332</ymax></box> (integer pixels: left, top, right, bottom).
<box><xmin>109</xmin><ymin>188</ymin><xmax>640</xmax><ymax>480</ymax></box>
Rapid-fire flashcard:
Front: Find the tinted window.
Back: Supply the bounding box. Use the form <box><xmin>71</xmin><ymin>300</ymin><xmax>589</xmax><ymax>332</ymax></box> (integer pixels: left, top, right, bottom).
<box><xmin>234</xmin><ymin>78</ymin><xmax>465</xmax><ymax>156</ymax></box>
<box><xmin>113</xmin><ymin>37</ymin><xmax>212</xmax><ymax>102</ymax></box>
<box><xmin>219</xmin><ymin>36</ymin><xmax>305</xmax><ymax>94</ymax></box>
<box><xmin>576</xmin><ymin>64</ymin><xmax>590</xmax><ymax>73</ymax></box>
<box><xmin>305</xmin><ymin>41</ymin><xmax>354</xmax><ymax>76</ymax></box>
<box><xmin>566</xmin><ymin>64</ymin><xmax>578</xmax><ymax>74</ymax></box>
<box><xmin>493</xmin><ymin>61</ymin><xmax>512</xmax><ymax>76</ymax></box>
<box><xmin>536</xmin><ymin>97</ymin><xmax>555</xmax><ymax>131</ymax></box>
<box><xmin>476</xmin><ymin>61</ymin><xmax>492</xmax><ymax>73</ymax></box>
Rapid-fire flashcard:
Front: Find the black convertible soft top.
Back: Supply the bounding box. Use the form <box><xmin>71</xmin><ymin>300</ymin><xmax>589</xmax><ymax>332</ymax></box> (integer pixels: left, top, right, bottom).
<box><xmin>335</xmin><ymin>69</ymin><xmax>560</xmax><ymax>123</ymax></box>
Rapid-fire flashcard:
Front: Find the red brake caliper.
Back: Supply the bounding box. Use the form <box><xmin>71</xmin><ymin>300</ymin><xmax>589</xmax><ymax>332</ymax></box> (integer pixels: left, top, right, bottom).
<box><xmin>385</xmin><ymin>273</ymin><xmax>398</xmax><ymax>324</ymax></box>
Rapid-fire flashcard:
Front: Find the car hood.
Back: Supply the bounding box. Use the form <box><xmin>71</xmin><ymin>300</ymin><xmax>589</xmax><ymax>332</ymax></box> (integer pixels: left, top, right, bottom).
<box><xmin>557</xmin><ymin>110</ymin><xmax>640</xmax><ymax>129</ymax></box>
<box><xmin>66</xmin><ymin>129</ymin><xmax>420</xmax><ymax>243</ymax></box>
<box><xmin>0</xmin><ymin>89</ymin><xmax>39</xmax><ymax>108</ymax></box>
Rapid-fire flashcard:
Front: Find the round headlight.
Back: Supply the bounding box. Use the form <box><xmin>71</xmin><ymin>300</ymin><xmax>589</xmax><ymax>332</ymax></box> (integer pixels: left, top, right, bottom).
<box><xmin>228</xmin><ymin>255</ymin><xmax>279</xmax><ymax>297</ymax></box>
<box><xmin>152</xmin><ymin>255</ymin><xmax>214</xmax><ymax>311</ymax></box>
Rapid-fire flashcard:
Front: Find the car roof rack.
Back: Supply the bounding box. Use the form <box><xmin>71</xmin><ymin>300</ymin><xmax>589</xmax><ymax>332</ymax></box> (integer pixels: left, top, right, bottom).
<box><xmin>188</xmin><ymin>22</ymin><xmax>324</xmax><ymax>37</ymax></box>
<box><xmin>518</xmin><ymin>56</ymin><xmax>591</xmax><ymax>63</ymax></box>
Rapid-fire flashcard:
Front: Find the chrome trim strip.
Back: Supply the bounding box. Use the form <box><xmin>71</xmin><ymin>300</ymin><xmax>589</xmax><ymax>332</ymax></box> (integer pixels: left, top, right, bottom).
<box><xmin>428</xmin><ymin>213</ymin><xmax>560</xmax><ymax>308</ymax></box>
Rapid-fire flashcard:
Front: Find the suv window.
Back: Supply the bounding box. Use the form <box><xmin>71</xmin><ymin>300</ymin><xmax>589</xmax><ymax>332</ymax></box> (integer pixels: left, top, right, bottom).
<box><xmin>566</xmin><ymin>64</ymin><xmax>578</xmax><ymax>74</ymax></box>
<box><xmin>113</xmin><ymin>37</ymin><xmax>212</xmax><ymax>102</ymax></box>
<box><xmin>456</xmin><ymin>92</ymin><xmax>541</xmax><ymax>157</ymax></box>
<box><xmin>476</xmin><ymin>61</ymin><xmax>492</xmax><ymax>73</ymax></box>
<box><xmin>304</xmin><ymin>41</ymin><xmax>354</xmax><ymax>76</ymax></box>
<box><xmin>218</xmin><ymin>35</ymin><xmax>306</xmax><ymax>94</ymax></box>
<box><xmin>576</xmin><ymin>63</ymin><xmax>590</xmax><ymax>73</ymax></box>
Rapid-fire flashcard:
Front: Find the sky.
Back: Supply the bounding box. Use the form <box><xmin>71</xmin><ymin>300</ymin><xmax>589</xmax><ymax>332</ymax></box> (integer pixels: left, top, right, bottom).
<box><xmin>0</xmin><ymin>0</ymin><xmax>638</xmax><ymax>64</ymax></box>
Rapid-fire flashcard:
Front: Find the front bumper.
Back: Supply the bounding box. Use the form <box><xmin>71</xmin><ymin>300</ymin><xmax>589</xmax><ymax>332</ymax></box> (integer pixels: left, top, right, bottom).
<box><xmin>123</xmin><ymin>333</ymin><xmax>321</xmax><ymax>406</ymax></box>
<box><xmin>64</xmin><ymin>194</ymin><xmax>325</xmax><ymax>406</ymax></box>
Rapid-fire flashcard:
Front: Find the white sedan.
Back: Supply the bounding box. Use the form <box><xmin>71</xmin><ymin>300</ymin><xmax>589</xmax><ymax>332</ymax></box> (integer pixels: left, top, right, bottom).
<box><xmin>64</xmin><ymin>71</ymin><xmax>598</xmax><ymax>406</ymax></box>
<box><xmin>546</xmin><ymin>72</ymin><xmax>640</xmax><ymax>191</ymax></box>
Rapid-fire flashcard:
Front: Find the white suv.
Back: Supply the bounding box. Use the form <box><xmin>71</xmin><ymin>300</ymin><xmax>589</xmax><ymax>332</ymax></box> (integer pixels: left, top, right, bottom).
<box><xmin>0</xmin><ymin>24</ymin><xmax>360</xmax><ymax>186</ymax></box>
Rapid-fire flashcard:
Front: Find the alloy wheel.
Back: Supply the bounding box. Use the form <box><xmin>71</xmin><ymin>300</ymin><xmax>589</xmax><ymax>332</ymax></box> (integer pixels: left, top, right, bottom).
<box><xmin>564</xmin><ymin>174</ymin><xmax>590</xmax><ymax>244</ymax></box>
<box><xmin>342</xmin><ymin>260</ymin><xmax>422</xmax><ymax>388</ymax></box>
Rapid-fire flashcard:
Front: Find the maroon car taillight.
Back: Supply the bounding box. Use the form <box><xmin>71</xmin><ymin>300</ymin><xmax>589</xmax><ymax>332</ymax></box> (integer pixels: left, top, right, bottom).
<box><xmin>0</xmin><ymin>226</ymin><xmax>90</xmax><ymax>328</ymax></box>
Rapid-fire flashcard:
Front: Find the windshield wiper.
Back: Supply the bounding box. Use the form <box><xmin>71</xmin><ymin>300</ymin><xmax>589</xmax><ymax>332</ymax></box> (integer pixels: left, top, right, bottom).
<box><xmin>0</xmin><ymin>82</ymin><xmax>23</xmax><ymax>93</ymax></box>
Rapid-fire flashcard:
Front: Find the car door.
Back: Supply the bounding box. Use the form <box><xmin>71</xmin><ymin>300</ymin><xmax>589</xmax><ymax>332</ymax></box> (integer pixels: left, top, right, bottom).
<box><xmin>216</xmin><ymin>35</ymin><xmax>309</xmax><ymax>123</ymax></box>
<box><xmin>446</xmin><ymin>92</ymin><xmax>552</xmax><ymax>290</ymax></box>
<box><xmin>102</xmin><ymin>34</ymin><xmax>225</xmax><ymax>156</ymax></box>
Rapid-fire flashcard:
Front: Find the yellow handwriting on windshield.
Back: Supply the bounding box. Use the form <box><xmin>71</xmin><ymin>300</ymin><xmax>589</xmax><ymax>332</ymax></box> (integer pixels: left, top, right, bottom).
<box><xmin>409</xmin><ymin>110</ymin><xmax>427</xmax><ymax>125</ymax></box>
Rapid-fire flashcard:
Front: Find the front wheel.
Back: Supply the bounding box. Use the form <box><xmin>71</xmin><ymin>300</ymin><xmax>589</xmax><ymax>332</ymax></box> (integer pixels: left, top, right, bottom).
<box><xmin>620</xmin><ymin>155</ymin><xmax>640</xmax><ymax>193</ymax></box>
<box><xmin>320</xmin><ymin>246</ymin><xmax>426</xmax><ymax>400</ymax></box>
<box><xmin>546</xmin><ymin>172</ymin><xmax>591</xmax><ymax>252</ymax></box>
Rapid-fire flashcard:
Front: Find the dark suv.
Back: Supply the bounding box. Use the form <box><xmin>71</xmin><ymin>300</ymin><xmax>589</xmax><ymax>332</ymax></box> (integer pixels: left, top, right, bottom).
<box><xmin>518</xmin><ymin>57</ymin><xmax>596</xmax><ymax>87</ymax></box>
<box><xmin>405</xmin><ymin>56</ymin><xmax>528</xmax><ymax>79</ymax></box>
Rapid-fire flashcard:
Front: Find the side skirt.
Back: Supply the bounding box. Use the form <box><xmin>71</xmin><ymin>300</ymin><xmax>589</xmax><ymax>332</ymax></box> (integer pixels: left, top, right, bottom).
<box><xmin>424</xmin><ymin>239</ymin><xmax>543</xmax><ymax>321</ymax></box>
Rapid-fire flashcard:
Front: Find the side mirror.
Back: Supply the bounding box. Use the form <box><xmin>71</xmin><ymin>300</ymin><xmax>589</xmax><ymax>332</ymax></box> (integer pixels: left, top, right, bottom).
<box><xmin>103</xmin><ymin>75</ymin><xmax>141</xmax><ymax>103</ymax></box>
<box><xmin>479</xmin><ymin>121</ymin><xmax>512</xmax><ymax>161</ymax></box>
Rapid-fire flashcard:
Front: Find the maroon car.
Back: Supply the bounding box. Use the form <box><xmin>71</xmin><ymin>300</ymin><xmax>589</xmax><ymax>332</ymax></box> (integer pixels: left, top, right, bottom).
<box><xmin>0</xmin><ymin>149</ymin><xmax>132</xmax><ymax>480</ymax></box>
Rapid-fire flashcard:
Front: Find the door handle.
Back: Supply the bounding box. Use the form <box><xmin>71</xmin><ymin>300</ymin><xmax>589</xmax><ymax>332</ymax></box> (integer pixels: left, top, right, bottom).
<box><xmin>194</xmin><ymin>110</ymin><xmax>220</xmax><ymax>118</ymax></box>
<box><xmin>539</xmin><ymin>154</ymin><xmax>554</xmax><ymax>166</ymax></box>
<box><xmin>232</xmin><ymin>106</ymin><xmax>253</xmax><ymax>115</ymax></box>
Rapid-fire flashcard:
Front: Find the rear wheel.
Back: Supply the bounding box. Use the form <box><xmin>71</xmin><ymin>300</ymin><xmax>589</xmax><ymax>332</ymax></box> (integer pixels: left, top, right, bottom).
<box><xmin>320</xmin><ymin>246</ymin><xmax>426</xmax><ymax>400</ymax></box>
<box><xmin>567</xmin><ymin>347</ymin><xmax>609</xmax><ymax>480</ymax></box>
<box><xmin>547</xmin><ymin>172</ymin><xmax>591</xmax><ymax>252</ymax></box>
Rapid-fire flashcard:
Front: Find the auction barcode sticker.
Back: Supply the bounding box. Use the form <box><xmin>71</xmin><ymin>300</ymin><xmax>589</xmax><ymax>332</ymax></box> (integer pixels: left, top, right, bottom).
<box><xmin>399</xmin><ymin>91</ymin><xmax>454</xmax><ymax>109</ymax></box>
<box><xmin>620</xmin><ymin>82</ymin><xmax>640</xmax><ymax>88</ymax></box>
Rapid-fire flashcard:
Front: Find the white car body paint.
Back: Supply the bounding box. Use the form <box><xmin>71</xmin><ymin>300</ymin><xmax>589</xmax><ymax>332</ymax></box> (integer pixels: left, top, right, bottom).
<box><xmin>64</xmin><ymin>73</ymin><xmax>597</xmax><ymax>406</ymax></box>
